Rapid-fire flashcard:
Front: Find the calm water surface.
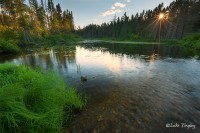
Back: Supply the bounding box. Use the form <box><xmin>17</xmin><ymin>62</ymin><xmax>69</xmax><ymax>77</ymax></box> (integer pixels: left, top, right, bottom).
<box><xmin>1</xmin><ymin>43</ymin><xmax>200</xmax><ymax>133</ymax></box>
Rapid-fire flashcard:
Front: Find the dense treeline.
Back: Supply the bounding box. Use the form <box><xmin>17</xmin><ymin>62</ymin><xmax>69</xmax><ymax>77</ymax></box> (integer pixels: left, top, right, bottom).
<box><xmin>78</xmin><ymin>0</ymin><xmax>200</xmax><ymax>40</ymax></box>
<box><xmin>0</xmin><ymin>0</ymin><xmax>74</xmax><ymax>45</ymax></box>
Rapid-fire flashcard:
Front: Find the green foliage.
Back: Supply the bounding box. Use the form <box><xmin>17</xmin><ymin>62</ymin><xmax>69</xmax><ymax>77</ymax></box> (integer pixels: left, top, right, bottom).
<box><xmin>79</xmin><ymin>0</ymin><xmax>200</xmax><ymax>41</ymax></box>
<box><xmin>64</xmin><ymin>33</ymin><xmax>83</xmax><ymax>42</ymax></box>
<box><xmin>0</xmin><ymin>25</ymin><xmax>20</xmax><ymax>53</ymax></box>
<box><xmin>162</xmin><ymin>39</ymin><xmax>180</xmax><ymax>45</ymax></box>
<box><xmin>64</xmin><ymin>88</ymin><xmax>87</xmax><ymax>124</ymax></box>
<box><xmin>131</xmin><ymin>34</ymin><xmax>141</xmax><ymax>41</ymax></box>
<box><xmin>0</xmin><ymin>63</ymin><xmax>86</xmax><ymax>133</ymax></box>
<box><xmin>162</xmin><ymin>33</ymin><xmax>200</xmax><ymax>56</ymax></box>
<box><xmin>129</xmin><ymin>34</ymin><xmax>153</xmax><ymax>42</ymax></box>
<box><xmin>65</xmin><ymin>88</ymin><xmax>86</xmax><ymax>109</ymax></box>
<box><xmin>0</xmin><ymin>39</ymin><xmax>20</xmax><ymax>53</ymax></box>
<box><xmin>0</xmin><ymin>0</ymin><xmax>75</xmax><ymax>45</ymax></box>
<box><xmin>0</xmin><ymin>25</ymin><xmax>19</xmax><ymax>40</ymax></box>
<box><xmin>180</xmin><ymin>33</ymin><xmax>200</xmax><ymax>50</ymax></box>
<box><xmin>40</xmin><ymin>33</ymin><xmax>83</xmax><ymax>46</ymax></box>
<box><xmin>0</xmin><ymin>21</ymin><xmax>81</xmax><ymax>53</ymax></box>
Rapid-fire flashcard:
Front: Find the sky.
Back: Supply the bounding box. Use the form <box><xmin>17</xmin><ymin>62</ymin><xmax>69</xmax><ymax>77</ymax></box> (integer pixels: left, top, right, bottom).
<box><xmin>53</xmin><ymin>0</ymin><xmax>175</xmax><ymax>28</ymax></box>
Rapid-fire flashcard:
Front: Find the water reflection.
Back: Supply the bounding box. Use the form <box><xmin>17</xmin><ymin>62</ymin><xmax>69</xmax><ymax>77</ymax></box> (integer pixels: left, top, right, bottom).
<box><xmin>0</xmin><ymin>43</ymin><xmax>200</xmax><ymax>133</ymax></box>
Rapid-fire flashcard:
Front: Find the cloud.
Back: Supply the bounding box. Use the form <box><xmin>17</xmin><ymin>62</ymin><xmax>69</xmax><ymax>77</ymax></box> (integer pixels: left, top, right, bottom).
<box><xmin>114</xmin><ymin>2</ymin><xmax>126</xmax><ymax>8</ymax></box>
<box><xmin>100</xmin><ymin>2</ymin><xmax>126</xmax><ymax>17</ymax></box>
<box><xmin>111</xmin><ymin>6</ymin><xmax>116</xmax><ymax>10</ymax></box>
<box><xmin>101</xmin><ymin>9</ymin><xmax>123</xmax><ymax>17</ymax></box>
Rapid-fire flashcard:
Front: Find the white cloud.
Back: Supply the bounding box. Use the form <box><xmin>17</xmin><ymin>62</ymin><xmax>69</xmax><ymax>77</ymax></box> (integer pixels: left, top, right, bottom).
<box><xmin>100</xmin><ymin>2</ymin><xmax>126</xmax><ymax>17</ymax></box>
<box><xmin>114</xmin><ymin>2</ymin><xmax>126</xmax><ymax>8</ymax></box>
<box><xmin>101</xmin><ymin>9</ymin><xmax>123</xmax><ymax>17</ymax></box>
<box><xmin>115</xmin><ymin>9</ymin><xmax>123</xmax><ymax>13</ymax></box>
<box><xmin>111</xmin><ymin>6</ymin><xmax>116</xmax><ymax>10</ymax></box>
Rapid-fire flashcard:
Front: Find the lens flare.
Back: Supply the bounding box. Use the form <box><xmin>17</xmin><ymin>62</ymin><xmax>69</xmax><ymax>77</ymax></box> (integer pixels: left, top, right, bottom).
<box><xmin>158</xmin><ymin>13</ymin><xmax>164</xmax><ymax>20</ymax></box>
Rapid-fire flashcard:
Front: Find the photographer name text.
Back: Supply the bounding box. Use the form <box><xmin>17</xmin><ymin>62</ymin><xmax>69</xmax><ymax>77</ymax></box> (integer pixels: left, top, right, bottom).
<box><xmin>166</xmin><ymin>123</ymin><xmax>195</xmax><ymax>129</ymax></box>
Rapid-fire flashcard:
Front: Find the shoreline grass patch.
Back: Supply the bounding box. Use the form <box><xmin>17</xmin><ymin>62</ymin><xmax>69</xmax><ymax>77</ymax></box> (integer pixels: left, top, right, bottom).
<box><xmin>0</xmin><ymin>63</ymin><xmax>86</xmax><ymax>133</ymax></box>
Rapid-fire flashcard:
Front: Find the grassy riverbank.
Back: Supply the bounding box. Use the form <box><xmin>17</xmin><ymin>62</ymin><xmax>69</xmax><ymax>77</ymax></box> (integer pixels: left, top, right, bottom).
<box><xmin>87</xmin><ymin>33</ymin><xmax>200</xmax><ymax>49</ymax></box>
<box><xmin>0</xmin><ymin>31</ymin><xmax>82</xmax><ymax>54</ymax></box>
<box><xmin>0</xmin><ymin>63</ymin><xmax>86</xmax><ymax>133</ymax></box>
<box><xmin>21</xmin><ymin>33</ymin><xmax>83</xmax><ymax>47</ymax></box>
<box><xmin>180</xmin><ymin>33</ymin><xmax>200</xmax><ymax>50</ymax></box>
<box><xmin>162</xmin><ymin>33</ymin><xmax>200</xmax><ymax>56</ymax></box>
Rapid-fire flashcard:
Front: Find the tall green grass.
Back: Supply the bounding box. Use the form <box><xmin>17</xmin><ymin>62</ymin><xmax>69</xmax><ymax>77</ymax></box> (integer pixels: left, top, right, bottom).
<box><xmin>0</xmin><ymin>63</ymin><xmax>86</xmax><ymax>133</ymax></box>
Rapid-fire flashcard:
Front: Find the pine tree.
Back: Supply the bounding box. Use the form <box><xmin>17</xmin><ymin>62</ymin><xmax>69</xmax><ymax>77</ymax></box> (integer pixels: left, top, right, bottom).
<box><xmin>37</xmin><ymin>0</ymin><xmax>46</xmax><ymax>27</ymax></box>
<box><xmin>29</xmin><ymin>0</ymin><xmax>38</xmax><ymax>12</ymax></box>
<box><xmin>56</xmin><ymin>3</ymin><xmax>62</xmax><ymax>25</ymax></box>
<box><xmin>47</xmin><ymin>0</ymin><xmax>54</xmax><ymax>20</ymax></box>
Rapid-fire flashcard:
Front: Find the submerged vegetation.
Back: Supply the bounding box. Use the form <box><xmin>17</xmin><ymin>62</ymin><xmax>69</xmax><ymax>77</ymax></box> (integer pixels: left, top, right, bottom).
<box><xmin>0</xmin><ymin>63</ymin><xmax>86</xmax><ymax>133</ymax></box>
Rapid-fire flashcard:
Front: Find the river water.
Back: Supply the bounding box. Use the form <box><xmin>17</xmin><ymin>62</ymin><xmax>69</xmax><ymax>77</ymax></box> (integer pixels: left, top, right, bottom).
<box><xmin>0</xmin><ymin>43</ymin><xmax>200</xmax><ymax>133</ymax></box>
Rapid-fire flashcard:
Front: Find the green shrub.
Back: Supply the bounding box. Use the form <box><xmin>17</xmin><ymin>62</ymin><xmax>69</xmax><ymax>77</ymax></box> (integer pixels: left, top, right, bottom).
<box><xmin>24</xmin><ymin>33</ymin><xmax>82</xmax><ymax>47</ymax></box>
<box><xmin>131</xmin><ymin>34</ymin><xmax>141</xmax><ymax>41</ymax></box>
<box><xmin>0</xmin><ymin>25</ymin><xmax>19</xmax><ymax>40</ymax></box>
<box><xmin>0</xmin><ymin>39</ymin><xmax>20</xmax><ymax>53</ymax></box>
<box><xmin>0</xmin><ymin>63</ymin><xmax>86</xmax><ymax>133</ymax></box>
<box><xmin>181</xmin><ymin>33</ymin><xmax>200</xmax><ymax>50</ymax></box>
<box><xmin>45</xmin><ymin>33</ymin><xmax>82</xmax><ymax>45</ymax></box>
